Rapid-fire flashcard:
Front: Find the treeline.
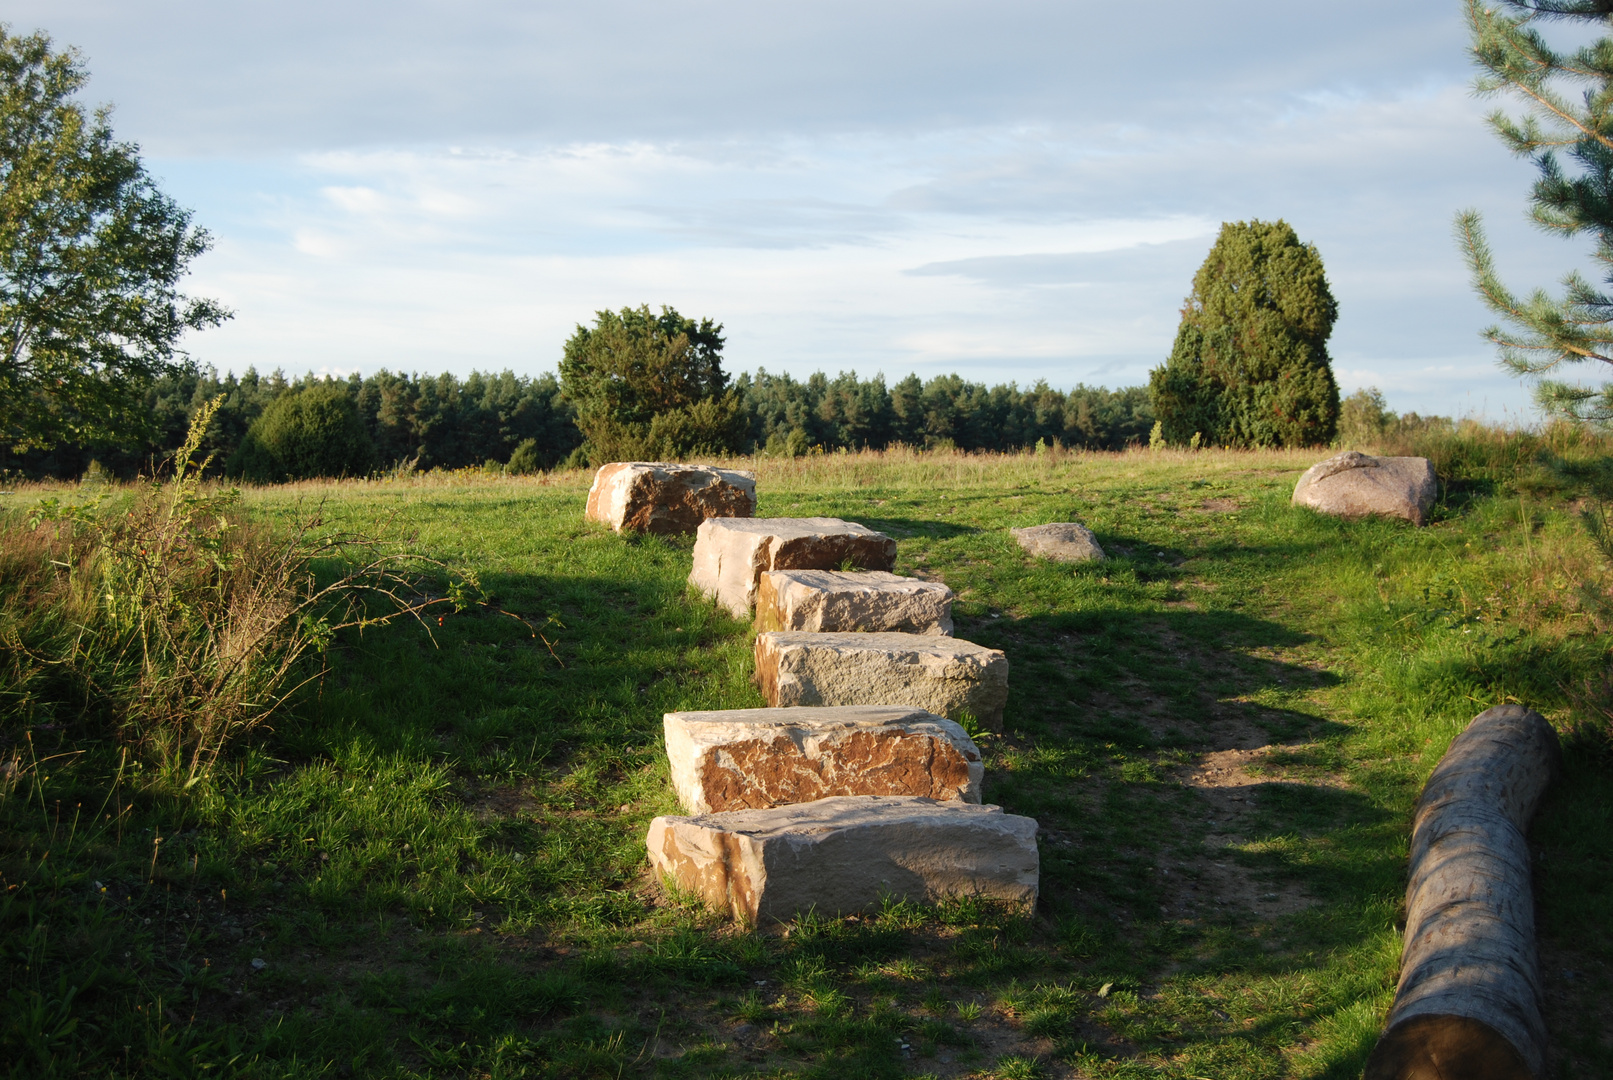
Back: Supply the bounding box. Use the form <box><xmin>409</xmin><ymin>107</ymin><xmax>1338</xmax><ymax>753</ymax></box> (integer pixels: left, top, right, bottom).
<box><xmin>739</xmin><ymin>370</ymin><xmax>1153</xmax><ymax>454</ymax></box>
<box><xmin>21</xmin><ymin>366</ymin><xmax>580</xmax><ymax>478</ymax></box>
<box><xmin>16</xmin><ymin>365</ymin><xmax>1154</xmax><ymax>479</ymax></box>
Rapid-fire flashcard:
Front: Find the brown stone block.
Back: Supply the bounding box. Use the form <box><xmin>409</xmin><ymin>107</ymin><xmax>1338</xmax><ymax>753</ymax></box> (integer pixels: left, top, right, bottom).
<box><xmin>663</xmin><ymin>705</ymin><xmax>983</xmax><ymax>814</ymax></box>
<box><xmin>584</xmin><ymin>462</ymin><xmax>756</xmax><ymax>534</ymax></box>
<box><xmin>690</xmin><ymin>517</ymin><xmax>897</xmax><ymax>617</ymax></box>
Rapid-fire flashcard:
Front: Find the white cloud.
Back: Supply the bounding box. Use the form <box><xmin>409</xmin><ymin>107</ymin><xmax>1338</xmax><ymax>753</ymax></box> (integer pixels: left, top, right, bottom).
<box><xmin>12</xmin><ymin>1</ymin><xmax>1587</xmax><ymax>417</ymax></box>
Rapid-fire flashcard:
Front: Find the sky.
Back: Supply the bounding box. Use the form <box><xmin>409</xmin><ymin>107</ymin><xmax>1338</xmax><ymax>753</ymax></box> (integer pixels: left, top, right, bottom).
<box><xmin>8</xmin><ymin>1</ymin><xmax>1596</xmax><ymax>419</ymax></box>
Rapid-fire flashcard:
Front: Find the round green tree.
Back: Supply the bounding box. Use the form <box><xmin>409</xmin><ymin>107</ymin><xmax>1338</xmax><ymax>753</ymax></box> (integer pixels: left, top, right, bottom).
<box><xmin>559</xmin><ymin>304</ymin><xmax>748</xmax><ymax>464</ymax></box>
<box><xmin>226</xmin><ymin>385</ymin><xmax>375</xmax><ymax>482</ymax></box>
<box><xmin>1149</xmin><ymin>220</ymin><xmax>1340</xmax><ymax>447</ymax></box>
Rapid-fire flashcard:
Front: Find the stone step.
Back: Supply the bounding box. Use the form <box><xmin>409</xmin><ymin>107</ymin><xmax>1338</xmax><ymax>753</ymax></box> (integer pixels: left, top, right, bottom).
<box><xmin>664</xmin><ymin>705</ymin><xmax>983</xmax><ymax>814</ymax></box>
<box><xmin>1011</xmin><ymin>522</ymin><xmax>1106</xmax><ymax>562</ymax></box>
<box><xmin>690</xmin><ymin>517</ymin><xmax>897</xmax><ymax>617</ymax></box>
<box><xmin>585</xmin><ymin>462</ymin><xmax>756</xmax><ymax>534</ymax></box>
<box><xmin>647</xmin><ymin>795</ymin><xmax>1039</xmax><ymax>923</ymax></box>
<box><xmin>755</xmin><ymin>569</ymin><xmax>954</xmax><ymax>636</ymax></box>
<box><xmin>754</xmin><ymin>631</ymin><xmax>1009</xmax><ymax>731</ymax></box>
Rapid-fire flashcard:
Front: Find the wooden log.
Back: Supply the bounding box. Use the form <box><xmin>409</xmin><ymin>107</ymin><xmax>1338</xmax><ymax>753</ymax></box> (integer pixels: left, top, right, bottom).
<box><xmin>1364</xmin><ymin>704</ymin><xmax>1561</xmax><ymax>1080</ymax></box>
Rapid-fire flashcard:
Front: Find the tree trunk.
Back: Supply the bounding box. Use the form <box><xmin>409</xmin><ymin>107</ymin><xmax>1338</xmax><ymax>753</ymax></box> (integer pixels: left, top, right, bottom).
<box><xmin>1364</xmin><ymin>704</ymin><xmax>1561</xmax><ymax>1080</ymax></box>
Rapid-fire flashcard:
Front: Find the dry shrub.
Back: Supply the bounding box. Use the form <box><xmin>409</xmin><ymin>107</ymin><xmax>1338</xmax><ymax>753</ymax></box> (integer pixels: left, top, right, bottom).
<box><xmin>2</xmin><ymin>398</ymin><xmax>453</xmax><ymax>786</ymax></box>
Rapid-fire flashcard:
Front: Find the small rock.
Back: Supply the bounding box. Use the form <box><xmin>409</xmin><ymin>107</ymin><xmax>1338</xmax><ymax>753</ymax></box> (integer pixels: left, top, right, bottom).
<box><xmin>1291</xmin><ymin>451</ymin><xmax>1436</xmax><ymax>525</ymax></box>
<box><xmin>1011</xmin><ymin>522</ymin><xmax>1106</xmax><ymax>562</ymax></box>
<box><xmin>250</xmin><ymin>958</ymin><xmax>266</xmax><ymax>971</ymax></box>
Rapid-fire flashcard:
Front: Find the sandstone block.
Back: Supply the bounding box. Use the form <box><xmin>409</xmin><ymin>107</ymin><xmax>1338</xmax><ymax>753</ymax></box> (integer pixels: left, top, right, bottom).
<box><xmin>664</xmin><ymin>705</ymin><xmax>983</xmax><ymax>814</ymax></box>
<box><xmin>755</xmin><ymin>569</ymin><xmax>954</xmax><ymax>635</ymax></box>
<box><xmin>647</xmin><ymin>795</ymin><xmax>1039</xmax><ymax>923</ymax></box>
<box><xmin>585</xmin><ymin>462</ymin><xmax>757</xmax><ymax>534</ymax></box>
<box><xmin>1011</xmin><ymin>522</ymin><xmax>1106</xmax><ymax>562</ymax></box>
<box><xmin>690</xmin><ymin>517</ymin><xmax>897</xmax><ymax>617</ymax></box>
<box><xmin>1292</xmin><ymin>451</ymin><xmax>1437</xmax><ymax>526</ymax></box>
<box><xmin>754</xmin><ymin>631</ymin><xmax>1009</xmax><ymax>731</ymax></box>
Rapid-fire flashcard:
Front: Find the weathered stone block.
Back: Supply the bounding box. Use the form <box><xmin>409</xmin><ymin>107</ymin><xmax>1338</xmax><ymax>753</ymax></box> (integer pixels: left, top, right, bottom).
<box><xmin>585</xmin><ymin>462</ymin><xmax>757</xmax><ymax>534</ymax></box>
<box><xmin>754</xmin><ymin>631</ymin><xmax>1009</xmax><ymax>731</ymax></box>
<box><xmin>663</xmin><ymin>705</ymin><xmax>983</xmax><ymax>814</ymax></box>
<box><xmin>1292</xmin><ymin>451</ymin><xmax>1437</xmax><ymax>526</ymax></box>
<box><xmin>690</xmin><ymin>517</ymin><xmax>897</xmax><ymax>617</ymax></box>
<box><xmin>647</xmin><ymin>795</ymin><xmax>1039</xmax><ymax>923</ymax></box>
<box><xmin>754</xmin><ymin>569</ymin><xmax>953</xmax><ymax>635</ymax></box>
<box><xmin>1011</xmin><ymin>522</ymin><xmax>1106</xmax><ymax>562</ymax></box>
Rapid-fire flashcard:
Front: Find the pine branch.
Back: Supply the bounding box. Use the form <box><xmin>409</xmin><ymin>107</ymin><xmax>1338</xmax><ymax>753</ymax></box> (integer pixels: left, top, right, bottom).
<box><xmin>1457</xmin><ymin>210</ymin><xmax>1613</xmax><ymax>371</ymax></box>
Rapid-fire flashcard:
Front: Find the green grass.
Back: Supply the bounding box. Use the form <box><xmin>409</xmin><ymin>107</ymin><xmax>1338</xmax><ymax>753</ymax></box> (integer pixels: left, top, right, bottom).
<box><xmin>3</xmin><ymin>445</ymin><xmax>1611</xmax><ymax>1078</ymax></box>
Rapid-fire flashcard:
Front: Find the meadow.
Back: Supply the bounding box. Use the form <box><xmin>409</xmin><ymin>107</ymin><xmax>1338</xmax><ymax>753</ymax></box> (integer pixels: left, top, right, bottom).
<box><xmin>2</xmin><ymin>443</ymin><xmax>1610</xmax><ymax>1079</ymax></box>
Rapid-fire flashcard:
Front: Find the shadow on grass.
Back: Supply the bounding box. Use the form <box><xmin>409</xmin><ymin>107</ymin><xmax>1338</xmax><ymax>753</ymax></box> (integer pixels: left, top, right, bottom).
<box><xmin>857</xmin><ymin>515</ymin><xmax>981</xmax><ymax>540</ymax></box>
<box><xmin>966</xmin><ymin>607</ymin><xmax>1342</xmax><ymax>749</ymax></box>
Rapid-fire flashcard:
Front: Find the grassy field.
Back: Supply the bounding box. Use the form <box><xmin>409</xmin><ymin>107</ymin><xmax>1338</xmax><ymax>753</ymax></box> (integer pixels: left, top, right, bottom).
<box><xmin>3</xmin><ymin>446</ymin><xmax>1611</xmax><ymax>1079</ymax></box>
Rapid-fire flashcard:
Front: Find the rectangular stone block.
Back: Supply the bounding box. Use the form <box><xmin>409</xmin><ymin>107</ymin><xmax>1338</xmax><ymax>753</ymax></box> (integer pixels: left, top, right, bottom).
<box><xmin>663</xmin><ymin>705</ymin><xmax>983</xmax><ymax>814</ymax></box>
<box><xmin>690</xmin><ymin>517</ymin><xmax>897</xmax><ymax>617</ymax></box>
<box><xmin>647</xmin><ymin>795</ymin><xmax>1039</xmax><ymax>923</ymax></box>
<box><xmin>754</xmin><ymin>631</ymin><xmax>1010</xmax><ymax>731</ymax></box>
<box><xmin>585</xmin><ymin>462</ymin><xmax>757</xmax><ymax>534</ymax></box>
<box><xmin>754</xmin><ymin>569</ymin><xmax>954</xmax><ymax>636</ymax></box>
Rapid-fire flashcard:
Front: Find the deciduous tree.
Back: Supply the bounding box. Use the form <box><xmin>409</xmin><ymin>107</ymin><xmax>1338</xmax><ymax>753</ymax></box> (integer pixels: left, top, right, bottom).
<box><xmin>0</xmin><ymin>28</ymin><xmax>228</xmax><ymax>453</ymax></box>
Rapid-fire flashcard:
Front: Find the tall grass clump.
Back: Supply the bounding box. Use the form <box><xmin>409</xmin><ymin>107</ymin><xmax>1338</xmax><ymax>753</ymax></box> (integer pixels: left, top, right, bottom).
<box><xmin>2</xmin><ymin>398</ymin><xmax>443</xmax><ymax>786</ymax></box>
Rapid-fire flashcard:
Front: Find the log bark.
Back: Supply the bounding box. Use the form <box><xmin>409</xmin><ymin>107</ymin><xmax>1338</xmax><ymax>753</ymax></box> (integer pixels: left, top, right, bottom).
<box><xmin>1364</xmin><ymin>704</ymin><xmax>1561</xmax><ymax>1080</ymax></box>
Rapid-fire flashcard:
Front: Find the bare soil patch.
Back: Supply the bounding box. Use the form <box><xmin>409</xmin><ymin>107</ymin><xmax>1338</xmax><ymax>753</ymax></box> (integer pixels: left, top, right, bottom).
<box><xmin>1168</xmin><ymin>746</ymin><xmax>1329</xmax><ymax>919</ymax></box>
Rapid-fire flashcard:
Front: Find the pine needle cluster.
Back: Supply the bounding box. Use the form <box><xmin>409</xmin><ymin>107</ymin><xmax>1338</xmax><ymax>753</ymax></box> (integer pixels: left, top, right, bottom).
<box><xmin>1459</xmin><ymin>0</ymin><xmax>1613</xmax><ymax>421</ymax></box>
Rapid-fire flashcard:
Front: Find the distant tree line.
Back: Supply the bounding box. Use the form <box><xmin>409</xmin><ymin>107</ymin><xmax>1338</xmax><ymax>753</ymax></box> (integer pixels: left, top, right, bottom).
<box><xmin>11</xmin><ymin>359</ymin><xmax>1155</xmax><ymax>480</ymax></box>
<box><xmin>738</xmin><ymin>370</ymin><xmax>1153</xmax><ymax>456</ymax></box>
<box><xmin>14</xmin><ymin>364</ymin><xmax>580</xmax><ymax>479</ymax></box>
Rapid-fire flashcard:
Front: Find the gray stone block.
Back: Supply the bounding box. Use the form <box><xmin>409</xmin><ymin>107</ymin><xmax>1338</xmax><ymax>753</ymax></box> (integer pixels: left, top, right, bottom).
<box><xmin>754</xmin><ymin>569</ymin><xmax>953</xmax><ymax>635</ymax></box>
<box><xmin>647</xmin><ymin>795</ymin><xmax>1039</xmax><ymax>923</ymax></box>
<box><xmin>754</xmin><ymin>631</ymin><xmax>1009</xmax><ymax>731</ymax></box>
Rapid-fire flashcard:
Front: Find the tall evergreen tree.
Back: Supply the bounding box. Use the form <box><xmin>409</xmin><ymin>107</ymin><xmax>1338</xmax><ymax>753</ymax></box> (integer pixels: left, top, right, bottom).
<box><xmin>1148</xmin><ymin>220</ymin><xmax>1340</xmax><ymax>447</ymax></box>
<box><xmin>1458</xmin><ymin>0</ymin><xmax>1613</xmax><ymax>423</ymax></box>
